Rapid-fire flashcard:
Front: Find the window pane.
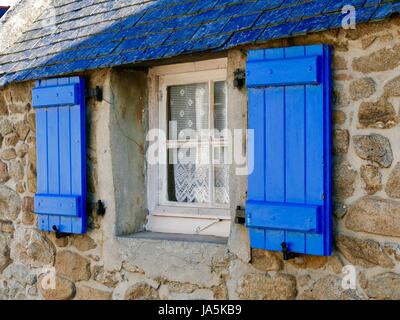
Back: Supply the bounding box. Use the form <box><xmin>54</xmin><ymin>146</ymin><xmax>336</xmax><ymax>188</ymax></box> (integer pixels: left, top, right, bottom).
<box><xmin>214</xmin><ymin>166</ymin><xmax>230</xmax><ymax>205</ymax></box>
<box><xmin>214</xmin><ymin>81</ymin><xmax>227</xmax><ymax>136</ymax></box>
<box><xmin>213</xmin><ymin>146</ymin><xmax>230</xmax><ymax>205</ymax></box>
<box><xmin>168</xmin><ymin>83</ymin><xmax>209</xmax><ymax>140</ymax></box>
<box><xmin>168</xmin><ymin>145</ymin><xmax>210</xmax><ymax>204</ymax></box>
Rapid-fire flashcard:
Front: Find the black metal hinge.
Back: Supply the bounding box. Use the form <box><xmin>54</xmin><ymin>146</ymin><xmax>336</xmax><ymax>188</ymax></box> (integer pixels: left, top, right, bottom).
<box><xmin>235</xmin><ymin>206</ymin><xmax>246</xmax><ymax>225</ymax></box>
<box><xmin>96</xmin><ymin>200</ymin><xmax>106</xmax><ymax>216</ymax></box>
<box><xmin>52</xmin><ymin>225</ymin><xmax>71</xmax><ymax>239</ymax></box>
<box><xmin>281</xmin><ymin>242</ymin><xmax>299</xmax><ymax>261</ymax></box>
<box><xmin>233</xmin><ymin>69</ymin><xmax>246</xmax><ymax>89</ymax></box>
<box><xmin>86</xmin><ymin>86</ymin><xmax>103</xmax><ymax>102</ymax></box>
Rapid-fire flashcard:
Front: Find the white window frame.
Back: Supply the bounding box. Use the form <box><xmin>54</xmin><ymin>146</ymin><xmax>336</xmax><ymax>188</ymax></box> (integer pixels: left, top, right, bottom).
<box><xmin>146</xmin><ymin>58</ymin><xmax>231</xmax><ymax>237</ymax></box>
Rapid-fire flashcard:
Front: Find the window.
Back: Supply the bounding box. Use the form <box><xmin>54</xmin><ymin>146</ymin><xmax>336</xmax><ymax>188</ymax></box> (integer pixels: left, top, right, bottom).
<box><xmin>147</xmin><ymin>59</ymin><xmax>231</xmax><ymax>237</ymax></box>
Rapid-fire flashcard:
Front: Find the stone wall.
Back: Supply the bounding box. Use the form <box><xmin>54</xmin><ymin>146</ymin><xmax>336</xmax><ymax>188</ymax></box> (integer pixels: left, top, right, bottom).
<box><xmin>1</xmin><ymin>17</ymin><xmax>400</xmax><ymax>300</ymax></box>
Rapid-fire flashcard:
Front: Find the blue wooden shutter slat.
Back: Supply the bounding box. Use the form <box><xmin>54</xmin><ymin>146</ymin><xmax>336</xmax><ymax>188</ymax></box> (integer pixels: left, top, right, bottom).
<box><xmin>33</xmin><ymin>76</ymin><xmax>87</xmax><ymax>235</ymax></box>
<box><xmin>264</xmin><ymin>87</ymin><xmax>286</xmax><ymax>251</ymax></box>
<box><xmin>36</xmin><ymin>108</ymin><xmax>49</xmax><ymax>231</ymax></box>
<box><xmin>59</xmin><ymin>106</ymin><xmax>72</xmax><ymax>194</ymax></box>
<box><xmin>246</xmin><ymin>44</ymin><xmax>332</xmax><ymax>256</ymax></box>
<box><xmin>263</xmin><ymin>47</ymin><xmax>286</xmax><ymax>252</ymax></box>
<box><xmin>284</xmin><ymin>45</ymin><xmax>307</xmax><ymax>254</ymax></box>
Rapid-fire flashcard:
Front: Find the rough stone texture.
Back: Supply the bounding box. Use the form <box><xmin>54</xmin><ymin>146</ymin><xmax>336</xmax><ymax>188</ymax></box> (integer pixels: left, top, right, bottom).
<box><xmin>1</xmin><ymin>220</ymin><xmax>14</xmax><ymax>234</ymax></box>
<box><xmin>333</xmin><ymin>110</ymin><xmax>346</xmax><ymax>125</ymax></box>
<box><xmin>333</xmin><ymin>56</ymin><xmax>347</xmax><ymax>70</ymax></box>
<box><xmin>384</xmin><ymin>75</ymin><xmax>400</xmax><ymax>97</ymax></box>
<box><xmin>1</xmin><ymin>148</ymin><xmax>16</xmax><ymax>160</ymax></box>
<box><xmin>346</xmin><ymin>196</ymin><xmax>400</xmax><ymax>237</ymax></box>
<box><xmin>237</xmin><ymin>273</ymin><xmax>297</xmax><ymax>300</ymax></box>
<box><xmin>4</xmin><ymin>133</ymin><xmax>19</xmax><ymax>147</ymax></box>
<box><xmin>92</xmin><ymin>265</ymin><xmax>119</xmax><ymax>288</ymax></box>
<box><xmin>74</xmin><ymin>284</ymin><xmax>112</xmax><ymax>300</ymax></box>
<box><xmin>385</xmin><ymin>162</ymin><xmax>400</xmax><ymax>198</ymax></box>
<box><xmin>124</xmin><ymin>282</ymin><xmax>159</xmax><ymax>300</ymax></box>
<box><xmin>0</xmin><ymin>92</ymin><xmax>8</xmax><ymax>116</ymax></box>
<box><xmin>333</xmin><ymin>160</ymin><xmax>357</xmax><ymax>199</ymax></box>
<box><xmin>0</xmin><ymin>160</ymin><xmax>9</xmax><ymax>183</ymax></box>
<box><xmin>14</xmin><ymin>121</ymin><xmax>30</xmax><ymax>142</ymax></box>
<box><xmin>250</xmin><ymin>249</ymin><xmax>283</xmax><ymax>272</ymax></box>
<box><xmin>27</xmin><ymin>161</ymin><xmax>36</xmax><ymax>193</ymax></box>
<box><xmin>122</xmin><ymin>261</ymin><xmax>145</xmax><ymax>274</ymax></box>
<box><xmin>325</xmin><ymin>255</ymin><xmax>344</xmax><ymax>274</ymax></box>
<box><xmin>55</xmin><ymin>251</ymin><xmax>91</xmax><ymax>282</ymax></box>
<box><xmin>384</xmin><ymin>243</ymin><xmax>400</xmax><ymax>262</ymax></box>
<box><xmin>299</xmin><ymin>275</ymin><xmax>360</xmax><ymax>300</ymax></box>
<box><xmin>336</xmin><ymin>234</ymin><xmax>394</xmax><ymax>268</ymax></box>
<box><xmin>288</xmin><ymin>255</ymin><xmax>328</xmax><ymax>270</ymax></box>
<box><xmin>353</xmin><ymin>44</ymin><xmax>400</xmax><ymax>73</ymax></box>
<box><xmin>71</xmin><ymin>235</ymin><xmax>97</xmax><ymax>252</ymax></box>
<box><xmin>349</xmin><ymin>77</ymin><xmax>376</xmax><ymax>101</ymax></box>
<box><xmin>16</xmin><ymin>144</ymin><xmax>28</xmax><ymax>158</ymax></box>
<box><xmin>333</xmin><ymin>202</ymin><xmax>348</xmax><ymax>219</ymax></box>
<box><xmin>10</xmin><ymin>228</ymin><xmax>55</xmax><ymax>268</ymax></box>
<box><xmin>353</xmin><ymin>134</ymin><xmax>393</xmax><ymax>168</ymax></box>
<box><xmin>2</xmin><ymin>83</ymin><xmax>32</xmax><ymax>114</ymax></box>
<box><xmin>360</xmin><ymin>164</ymin><xmax>382</xmax><ymax>195</ymax></box>
<box><xmin>22</xmin><ymin>196</ymin><xmax>34</xmax><ymax>213</ymax></box>
<box><xmin>2</xmin><ymin>263</ymin><xmax>36</xmax><ymax>286</ymax></box>
<box><xmin>0</xmin><ymin>185</ymin><xmax>20</xmax><ymax>220</ymax></box>
<box><xmin>366</xmin><ymin>273</ymin><xmax>400</xmax><ymax>300</ymax></box>
<box><xmin>333</xmin><ymin>129</ymin><xmax>349</xmax><ymax>155</ymax></box>
<box><xmin>358</xmin><ymin>98</ymin><xmax>397</xmax><ymax>129</ymax></box>
<box><xmin>0</xmin><ymin>234</ymin><xmax>11</xmax><ymax>272</ymax></box>
<box><xmin>333</xmin><ymin>84</ymin><xmax>350</xmax><ymax>108</ymax></box>
<box><xmin>38</xmin><ymin>274</ymin><xmax>75</xmax><ymax>300</ymax></box>
<box><xmin>0</xmin><ymin>119</ymin><xmax>14</xmax><ymax>136</ymax></box>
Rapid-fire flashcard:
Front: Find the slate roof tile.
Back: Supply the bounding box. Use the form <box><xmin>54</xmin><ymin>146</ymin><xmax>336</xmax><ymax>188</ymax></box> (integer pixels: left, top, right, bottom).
<box><xmin>0</xmin><ymin>0</ymin><xmax>399</xmax><ymax>86</ymax></box>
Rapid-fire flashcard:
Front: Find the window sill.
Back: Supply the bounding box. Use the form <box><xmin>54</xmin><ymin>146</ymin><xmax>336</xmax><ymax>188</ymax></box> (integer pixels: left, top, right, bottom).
<box><xmin>118</xmin><ymin>231</ymin><xmax>228</xmax><ymax>245</ymax></box>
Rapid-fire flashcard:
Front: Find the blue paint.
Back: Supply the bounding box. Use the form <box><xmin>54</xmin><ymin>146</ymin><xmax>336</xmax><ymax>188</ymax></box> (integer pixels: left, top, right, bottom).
<box><xmin>32</xmin><ymin>77</ymin><xmax>87</xmax><ymax>234</ymax></box>
<box><xmin>34</xmin><ymin>195</ymin><xmax>80</xmax><ymax>217</ymax></box>
<box><xmin>246</xmin><ymin>56</ymin><xmax>321</xmax><ymax>87</ymax></box>
<box><xmin>246</xmin><ymin>44</ymin><xmax>332</xmax><ymax>256</ymax></box>
<box><xmin>246</xmin><ymin>201</ymin><xmax>321</xmax><ymax>232</ymax></box>
<box><xmin>32</xmin><ymin>84</ymin><xmax>79</xmax><ymax>107</ymax></box>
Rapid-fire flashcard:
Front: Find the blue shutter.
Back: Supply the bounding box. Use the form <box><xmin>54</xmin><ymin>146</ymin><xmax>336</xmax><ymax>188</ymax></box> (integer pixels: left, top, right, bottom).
<box><xmin>246</xmin><ymin>45</ymin><xmax>332</xmax><ymax>256</ymax></box>
<box><xmin>32</xmin><ymin>77</ymin><xmax>87</xmax><ymax>234</ymax></box>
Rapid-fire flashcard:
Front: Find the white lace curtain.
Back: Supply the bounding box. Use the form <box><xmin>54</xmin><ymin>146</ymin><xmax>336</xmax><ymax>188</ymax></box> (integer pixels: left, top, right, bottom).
<box><xmin>168</xmin><ymin>82</ymin><xmax>229</xmax><ymax>205</ymax></box>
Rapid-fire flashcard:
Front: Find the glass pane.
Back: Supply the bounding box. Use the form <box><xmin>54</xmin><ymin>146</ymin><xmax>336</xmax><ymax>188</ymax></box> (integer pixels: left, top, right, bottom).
<box><xmin>213</xmin><ymin>146</ymin><xmax>230</xmax><ymax>205</ymax></box>
<box><xmin>168</xmin><ymin>145</ymin><xmax>210</xmax><ymax>204</ymax></box>
<box><xmin>168</xmin><ymin>83</ymin><xmax>209</xmax><ymax>140</ymax></box>
<box><xmin>214</xmin><ymin>165</ymin><xmax>230</xmax><ymax>205</ymax></box>
<box><xmin>214</xmin><ymin>81</ymin><xmax>227</xmax><ymax>137</ymax></box>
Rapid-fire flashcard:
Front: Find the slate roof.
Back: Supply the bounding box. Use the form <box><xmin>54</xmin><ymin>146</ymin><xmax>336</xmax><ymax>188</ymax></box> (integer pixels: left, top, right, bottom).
<box><xmin>0</xmin><ymin>0</ymin><xmax>399</xmax><ymax>86</ymax></box>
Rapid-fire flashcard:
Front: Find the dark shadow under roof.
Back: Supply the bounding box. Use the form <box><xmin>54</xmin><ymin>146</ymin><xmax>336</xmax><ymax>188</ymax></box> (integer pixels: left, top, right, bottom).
<box><xmin>0</xmin><ymin>0</ymin><xmax>399</xmax><ymax>86</ymax></box>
